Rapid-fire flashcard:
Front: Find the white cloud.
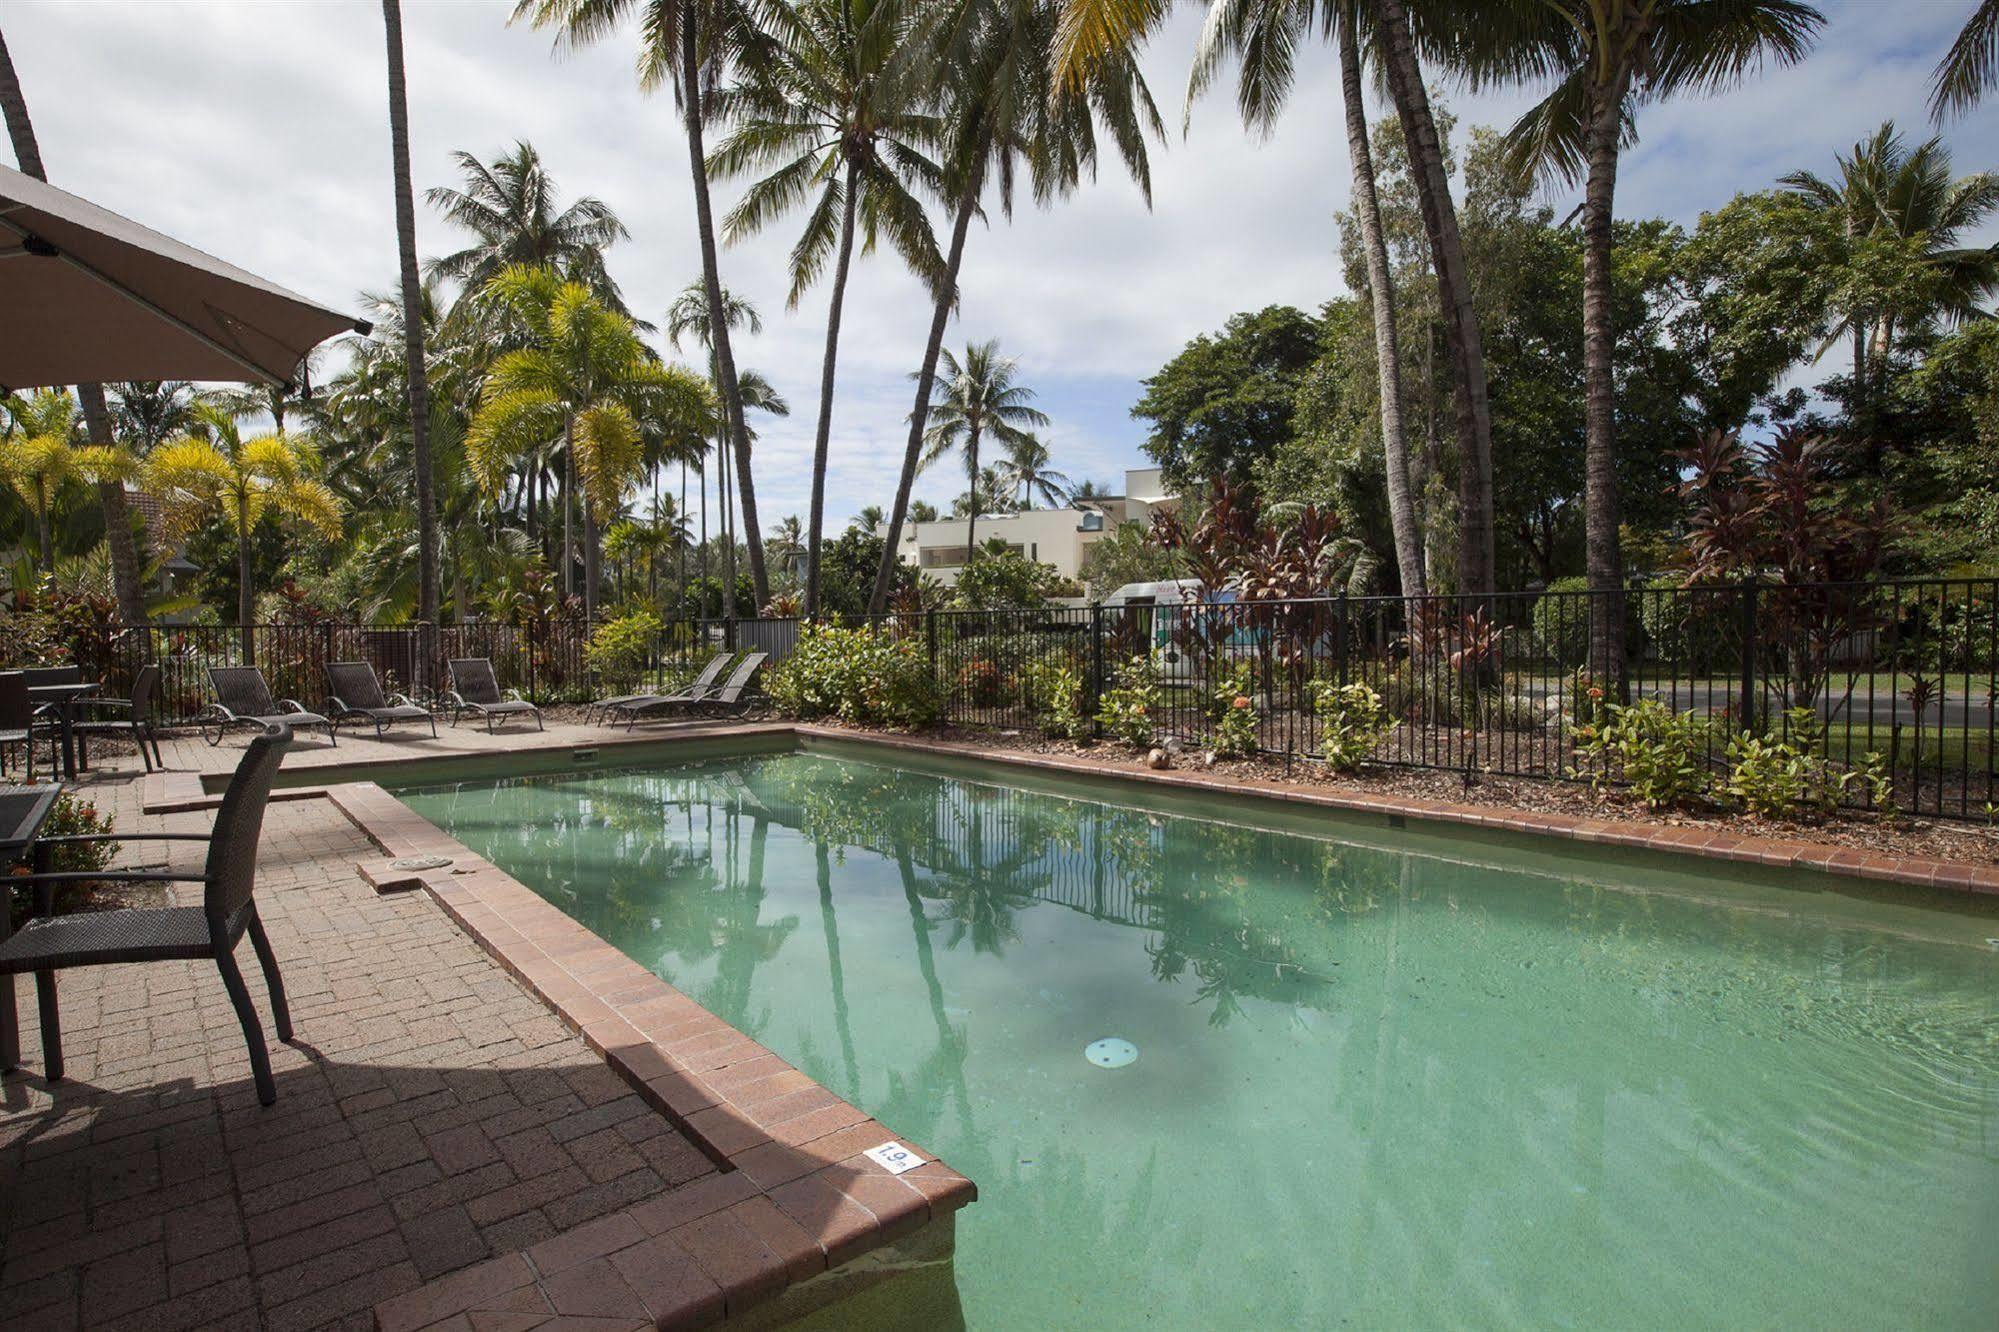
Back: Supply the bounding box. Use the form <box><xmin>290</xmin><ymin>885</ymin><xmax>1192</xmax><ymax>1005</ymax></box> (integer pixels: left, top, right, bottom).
<box><xmin>5</xmin><ymin>0</ymin><xmax>1995</xmax><ymax>530</ymax></box>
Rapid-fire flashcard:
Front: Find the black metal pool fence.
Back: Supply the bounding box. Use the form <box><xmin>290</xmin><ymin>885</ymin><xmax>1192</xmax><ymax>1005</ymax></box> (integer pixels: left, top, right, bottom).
<box><xmin>53</xmin><ymin>578</ymin><xmax>1999</xmax><ymax>820</ymax></box>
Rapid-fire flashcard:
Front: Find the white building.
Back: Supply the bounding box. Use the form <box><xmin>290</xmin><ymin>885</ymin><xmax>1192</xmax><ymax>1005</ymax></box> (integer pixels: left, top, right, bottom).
<box><xmin>882</xmin><ymin>467</ymin><xmax>1178</xmax><ymax>587</ymax></box>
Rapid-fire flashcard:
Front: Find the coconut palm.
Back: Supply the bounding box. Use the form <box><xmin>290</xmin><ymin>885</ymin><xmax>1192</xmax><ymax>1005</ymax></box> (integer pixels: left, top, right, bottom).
<box><xmin>1782</xmin><ymin>121</ymin><xmax>1999</xmax><ymax>433</ymax></box>
<box><xmin>1469</xmin><ymin>0</ymin><xmax>1823</xmax><ymax>683</ymax></box>
<box><xmin>147</xmin><ymin>403</ymin><xmax>343</xmax><ymax>654</ymax></box>
<box><xmin>667</xmin><ymin>281</ymin><xmax>766</xmax><ymax>618</ymax></box>
<box><xmin>466</xmin><ymin>265</ymin><xmax>712</xmax><ymax>620</ymax></box>
<box><xmin>110</xmin><ymin>382</ymin><xmax>197</xmax><ymax>452</ymax></box>
<box><xmin>706</xmin><ymin>0</ymin><xmax>948</xmax><ymax>616</ymax></box>
<box><xmin>1185</xmin><ymin>0</ymin><xmax>1425</xmax><ymax>595</ymax></box>
<box><xmin>853</xmin><ymin>504</ymin><xmax>885</xmax><ymax>532</ymax></box>
<box><xmin>920</xmin><ymin>341</ymin><xmax>1049</xmax><ymax>561</ymax></box>
<box><xmin>512</xmin><ymin>0</ymin><xmax>777</xmax><ymax>608</ymax></box>
<box><xmin>426</xmin><ymin>141</ymin><xmax>632</xmax><ymax>320</ymax></box>
<box><xmin>768</xmin><ymin>514</ymin><xmax>807</xmax><ymax>583</ymax></box>
<box><xmin>1</xmin><ymin>22</ymin><xmax>149</xmax><ymax>621</ymax></box>
<box><xmin>999</xmin><ymin>435</ymin><xmax>1071</xmax><ymax>509</ymax></box>
<box><xmin>870</xmin><ymin>0</ymin><xmax>1161</xmax><ymax>612</ymax></box>
<box><xmin>382</xmin><ymin>0</ymin><xmax>441</xmax><ymax>629</ymax></box>
<box><xmin>1933</xmin><ymin>0</ymin><xmax>1999</xmax><ymax>119</ymax></box>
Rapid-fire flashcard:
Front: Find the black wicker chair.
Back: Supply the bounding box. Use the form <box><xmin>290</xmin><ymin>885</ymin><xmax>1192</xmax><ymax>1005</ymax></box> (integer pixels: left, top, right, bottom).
<box><xmin>201</xmin><ymin>666</ymin><xmax>335</xmax><ymax>747</ymax></box>
<box><xmin>0</xmin><ymin>726</ymin><xmax>297</xmax><ymax>1105</ymax></box>
<box><xmin>0</xmin><ymin>671</ymin><xmax>58</xmax><ymax>780</ymax></box>
<box><xmin>74</xmin><ymin>664</ymin><xmax>166</xmax><ymax>773</ymax></box>
<box><xmin>445</xmin><ymin>658</ymin><xmax>543</xmax><ymax>733</ymax></box>
<box><xmin>326</xmin><ymin>661</ymin><xmax>437</xmax><ymax>739</ymax></box>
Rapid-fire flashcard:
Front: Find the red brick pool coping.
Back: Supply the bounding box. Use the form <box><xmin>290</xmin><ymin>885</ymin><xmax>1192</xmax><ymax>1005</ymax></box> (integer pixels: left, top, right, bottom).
<box><xmin>298</xmin><ymin>774</ymin><xmax>974</xmax><ymax>1330</ymax></box>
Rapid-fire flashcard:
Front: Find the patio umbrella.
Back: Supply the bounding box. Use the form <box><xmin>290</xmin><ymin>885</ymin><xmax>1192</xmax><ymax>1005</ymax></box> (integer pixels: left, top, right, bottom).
<box><xmin>0</xmin><ymin>162</ymin><xmax>367</xmax><ymax>393</ymax></box>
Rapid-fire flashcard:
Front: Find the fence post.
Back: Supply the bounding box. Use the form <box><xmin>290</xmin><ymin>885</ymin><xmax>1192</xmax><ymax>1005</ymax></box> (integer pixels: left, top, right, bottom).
<box><xmin>1738</xmin><ymin>579</ymin><xmax>1759</xmax><ymax>736</ymax></box>
<box><xmin>925</xmin><ymin>609</ymin><xmax>939</xmax><ymax>682</ymax></box>
<box><xmin>1336</xmin><ymin>593</ymin><xmax>1350</xmax><ymax>687</ymax></box>
<box><xmin>1088</xmin><ymin>603</ymin><xmax>1105</xmax><ymax>739</ymax></box>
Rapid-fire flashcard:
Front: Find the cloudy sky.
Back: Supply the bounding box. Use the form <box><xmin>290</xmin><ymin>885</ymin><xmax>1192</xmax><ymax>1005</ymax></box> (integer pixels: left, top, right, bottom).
<box><xmin>5</xmin><ymin>1</ymin><xmax>1996</xmax><ymax>532</ymax></box>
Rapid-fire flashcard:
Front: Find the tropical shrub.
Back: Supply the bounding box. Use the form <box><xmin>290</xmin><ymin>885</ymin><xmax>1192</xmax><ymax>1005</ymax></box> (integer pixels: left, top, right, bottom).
<box><xmin>7</xmin><ymin>793</ymin><xmax>116</xmax><ymax>927</ymax></box>
<box><xmin>1210</xmin><ymin>661</ymin><xmax>1260</xmax><ymax>757</ymax></box>
<box><xmin>765</xmin><ymin>623</ymin><xmax>942</xmax><ymax>728</ymax></box>
<box><xmin>1529</xmin><ymin>576</ymin><xmax>1591</xmax><ymax>665</ymax></box>
<box><xmin>956</xmin><ymin>656</ymin><xmax>1006</xmax><ymax>708</ymax></box>
<box><xmin>951</xmin><ymin>548</ymin><xmax>1065</xmax><ymax>609</ymax></box>
<box><xmin>1022</xmin><ymin>659</ymin><xmax>1088</xmax><ymax>740</ymax></box>
<box><xmin>1313</xmin><ymin>681</ymin><xmax>1393</xmax><ymax>771</ymax></box>
<box><xmin>1575</xmin><ymin>699</ymin><xmax>1713</xmax><ymax>810</ymax></box>
<box><xmin>585</xmin><ymin>610</ymin><xmax>662</xmax><ymax>694</ymax></box>
<box><xmin>1722</xmin><ymin>709</ymin><xmax>1884</xmax><ymax>818</ymax></box>
<box><xmin>1095</xmin><ymin>654</ymin><xmax>1159</xmax><ymax>747</ymax></box>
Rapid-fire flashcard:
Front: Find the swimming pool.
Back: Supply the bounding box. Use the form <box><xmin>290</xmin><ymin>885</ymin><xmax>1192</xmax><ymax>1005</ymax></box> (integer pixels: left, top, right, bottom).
<box><xmin>395</xmin><ymin>746</ymin><xmax>1999</xmax><ymax>1328</ymax></box>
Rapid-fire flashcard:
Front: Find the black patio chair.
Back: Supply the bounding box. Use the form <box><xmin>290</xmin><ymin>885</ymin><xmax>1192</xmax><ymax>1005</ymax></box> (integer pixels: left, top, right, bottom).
<box><xmin>200</xmin><ymin>666</ymin><xmax>335</xmax><ymax>747</ymax></box>
<box><xmin>326</xmin><ymin>661</ymin><xmax>437</xmax><ymax>739</ymax></box>
<box><xmin>0</xmin><ymin>726</ymin><xmax>297</xmax><ymax>1105</ymax></box>
<box><xmin>74</xmin><ymin>664</ymin><xmax>166</xmax><ymax>773</ymax></box>
<box><xmin>20</xmin><ymin>665</ymin><xmax>82</xmax><ymax>687</ymax></box>
<box><xmin>0</xmin><ymin>672</ymin><xmax>58</xmax><ymax>781</ymax></box>
<box><xmin>611</xmin><ymin>652</ymin><xmax>766</xmax><ymax>730</ymax></box>
<box><xmin>588</xmin><ymin>651</ymin><xmax>730</xmax><ymax>725</ymax></box>
<box><xmin>445</xmin><ymin>658</ymin><xmax>543</xmax><ymax>733</ymax></box>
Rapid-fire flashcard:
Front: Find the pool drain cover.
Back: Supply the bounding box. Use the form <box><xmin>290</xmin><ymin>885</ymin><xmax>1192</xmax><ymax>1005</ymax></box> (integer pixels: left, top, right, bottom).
<box><xmin>1086</xmin><ymin>1037</ymin><xmax>1138</xmax><ymax>1069</ymax></box>
<box><xmin>388</xmin><ymin>855</ymin><xmax>453</xmax><ymax>872</ymax></box>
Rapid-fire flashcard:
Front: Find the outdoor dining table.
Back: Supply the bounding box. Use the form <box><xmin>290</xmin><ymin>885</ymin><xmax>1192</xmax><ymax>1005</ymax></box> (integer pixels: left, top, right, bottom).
<box><xmin>0</xmin><ymin>782</ymin><xmax>63</xmax><ymax>1074</ymax></box>
<box><xmin>28</xmin><ymin>682</ymin><xmax>100</xmax><ymax>780</ymax></box>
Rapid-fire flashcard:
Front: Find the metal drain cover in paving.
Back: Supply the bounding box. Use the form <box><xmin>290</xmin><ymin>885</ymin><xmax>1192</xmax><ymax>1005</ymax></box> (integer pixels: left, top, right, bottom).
<box><xmin>1086</xmin><ymin>1037</ymin><xmax>1138</xmax><ymax>1069</ymax></box>
<box><xmin>388</xmin><ymin>855</ymin><xmax>453</xmax><ymax>872</ymax></box>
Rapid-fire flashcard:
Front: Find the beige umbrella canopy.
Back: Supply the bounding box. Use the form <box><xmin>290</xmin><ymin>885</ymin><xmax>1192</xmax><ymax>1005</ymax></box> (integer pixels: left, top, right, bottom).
<box><xmin>0</xmin><ymin>162</ymin><xmax>366</xmax><ymax>393</ymax></box>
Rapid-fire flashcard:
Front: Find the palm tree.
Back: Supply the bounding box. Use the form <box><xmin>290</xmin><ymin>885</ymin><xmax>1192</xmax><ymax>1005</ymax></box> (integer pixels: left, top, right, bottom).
<box><xmin>768</xmin><ymin>514</ymin><xmax>807</xmax><ymax>584</ymax></box>
<box><xmin>1475</xmin><ymin>0</ymin><xmax>1823</xmax><ymax>684</ymax></box>
<box><xmin>853</xmin><ymin>503</ymin><xmax>885</xmax><ymax>531</ymax></box>
<box><xmin>466</xmin><ymin>266</ymin><xmax>711</xmax><ymax>620</ymax></box>
<box><xmin>707</xmin><ymin>0</ymin><xmax>948</xmax><ymax>616</ymax></box>
<box><xmin>920</xmin><ymin>341</ymin><xmax>1049</xmax><ymax>561</ymax></box>
<box><xmin>382</xmin><ymin>0</ymin><xmax>441</xmax><ymax>630</ymax></box>
<box><xmin>666</xmin><ymin>281</ymin><xmax>765</xmax><ymax>618</ymax></box>
<box><xmin>147</xmin><ymin>403</ymin><xmax>344</xmax><ymax>655</ymax></box>
<box><xmin>870</xmin><ymin>0</ymin><xmax>1161</xmax><ymax>612</ymax></box>
<box><xmin>908</xmin><ymin>498</ymin><xmax>940</xmax><ymax>524</ymax></box>
<box><xmin>999</xmin><ymin>435</ymin><xmax>1071</xmax><ymax>508</ymax></box>
<box><xmin>0</xmin><ymin>390</ymin><xmax>112</xmax><ymax>571</ymax></box>
<box><xmin>1067</xmin><ymin>478</ymin><xmax>1114</xmax><ymax>503</ymax></box>
<box><xmin>512</xmin><ymin>0</ymin><xmax>776</xmax><ymax>609</ymax></box>
<box><xmin>1</xmin><ymin>21</ymin><xmax>149</xmax><ymax>622</ymax></box>
<box><xmin>1933</xmin><ymin>1</ymin><xmax>1999</xmax><ymax>119</ymax></box>
<box><xmin>1186</xmin><ymin>0</ymin><xmax>1424</xmax><ymax>596</ymax></box>
<box><xmin>1782</xmin><ymin>121</ymin><xmax>1999</xmax><ymax>445</ymax></box>
<box><xmin>110</xmin><ymin>382</ymin><xmax>198</xmax><ymax>452</ymax></box>
<box><xmin>426</xmin><ymin>141</ymin><xmax>632</xmax><ymax>320</ymax></box>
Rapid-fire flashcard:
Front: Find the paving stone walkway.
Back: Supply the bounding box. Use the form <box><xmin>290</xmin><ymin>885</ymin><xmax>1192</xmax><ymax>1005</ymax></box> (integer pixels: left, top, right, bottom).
<box><xmin>0</xmin><ymin>784</ymin><xmax>717</xmax><ymax>1330</ymax></box>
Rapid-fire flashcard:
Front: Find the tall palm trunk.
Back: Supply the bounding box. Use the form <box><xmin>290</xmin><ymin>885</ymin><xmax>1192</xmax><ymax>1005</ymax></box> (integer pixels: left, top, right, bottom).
<box><xmin>236</xmin><ymin>499</ymin><xmax>255</xmax><ymax>660</ymax></box>
<box><xmin>1340</xmin><ymin>18</ymin><xmax>1423</xmax><ymax>599</ymax></box>
<box><xmin>803</xmin><ymin>161</ymin><xmax>860</xmax><ymax>619</ymax></box>
<box><xmin>682</xmin><ymin>20</ymin><xmax>768</xmax><ymax>606</ymax></box>
<box><xmin>1</xmin><ymin>24</ymin><xmax>148</xmax><ymax>625</ymax></box>
<box><xmin>870</xmin><ymin>187</ymin><xmax>977</xmax><ymax>612</ymax></box>
<box><xmin>1369</xmin><ymin>0</ymin><xmax>1495</xmax><ymax>598</ymax></box>
<box><xmin>1581</xmin><ymin>27</ymin><xmax>1641</xmax><ymax>689</ymax></box>
<box><xmin>964</xmin><ymin>422</ymin><xmax>981</xmax><ymax>563</ymax></box>
<box><xmin>383</xmin><ymin>0</ymin><xmax>440</xmax><ymax>635</ymax></box>
<box><xmin>561</xmin><ymin>425</ymin><xmax>575</xmax><ymax>597</ymax></box>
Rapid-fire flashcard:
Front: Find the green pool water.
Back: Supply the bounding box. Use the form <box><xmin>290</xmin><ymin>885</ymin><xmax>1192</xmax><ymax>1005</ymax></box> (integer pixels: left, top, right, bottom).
<box><xmin>395</xmin><ymin>748</ymin><xmax>1999</xmax><ymax>1329</ymax></box>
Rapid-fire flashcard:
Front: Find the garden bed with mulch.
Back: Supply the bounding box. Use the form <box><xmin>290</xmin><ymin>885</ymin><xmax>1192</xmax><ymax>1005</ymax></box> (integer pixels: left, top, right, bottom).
<box><xmin>881</xmin><ymin>721</ymin><xmax>1999</xmax><ymax>874</ymax></box>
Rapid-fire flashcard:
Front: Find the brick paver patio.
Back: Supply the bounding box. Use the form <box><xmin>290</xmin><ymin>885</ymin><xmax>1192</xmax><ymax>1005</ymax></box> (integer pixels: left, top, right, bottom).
<box><xmin>1</xmin><ymin>788</ymin><xmax>719</xmax><ymax>1330</ymax></box>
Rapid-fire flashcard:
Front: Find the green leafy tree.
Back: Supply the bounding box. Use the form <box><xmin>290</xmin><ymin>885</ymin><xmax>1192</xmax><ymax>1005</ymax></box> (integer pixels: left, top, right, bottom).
<box><xmin>1134</xmin><ymin>305</ymin><xmax>1320</xmax><ymax>491</ymax></box>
